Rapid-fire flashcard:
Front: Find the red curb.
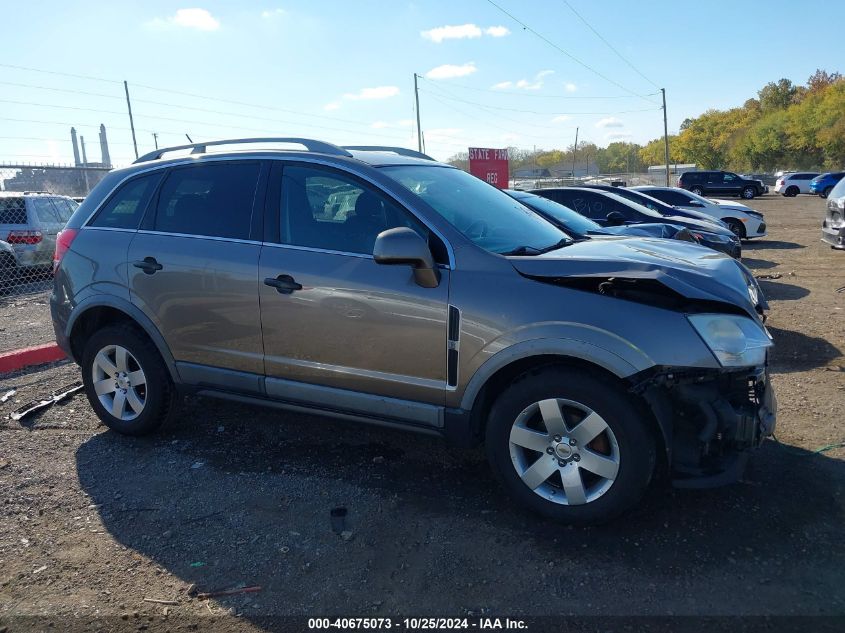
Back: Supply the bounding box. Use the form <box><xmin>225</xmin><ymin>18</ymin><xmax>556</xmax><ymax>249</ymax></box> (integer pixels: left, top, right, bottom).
<box><xmin>0</xmin><ymin>343</ymin><xmax>66</xmax><ymax>374</ymax></box>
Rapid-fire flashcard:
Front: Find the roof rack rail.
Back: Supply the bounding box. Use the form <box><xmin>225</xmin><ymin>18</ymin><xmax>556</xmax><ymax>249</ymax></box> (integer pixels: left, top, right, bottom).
<box><xmin>134</xmin><ymin>137</ymin><xmax>353</xmax><ymax>164</ymax></box>
<box><xmin>22</xmin><ymin>191</ymin><xmax>51</xmax><ymax>195</ymax></box>
<box><xmin>342</xmin><ymin>146</ymin><xmax>435</xmax><ymax>161</ymax></box>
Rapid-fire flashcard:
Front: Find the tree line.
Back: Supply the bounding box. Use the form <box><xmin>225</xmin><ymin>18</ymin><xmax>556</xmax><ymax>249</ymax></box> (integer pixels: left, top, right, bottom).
<box><xmin>447</xmin><ymin>69</ymin><xmax>844</xmax><ymax>175</ymax></box>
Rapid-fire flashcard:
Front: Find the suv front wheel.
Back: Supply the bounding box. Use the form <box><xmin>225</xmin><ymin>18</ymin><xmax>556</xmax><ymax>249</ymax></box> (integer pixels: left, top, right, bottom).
<box><xmin>485</xmin><ymin>366</ymin><xmax>655</xmax><ymax>524</ymax></box>
<box><xmin>81</xmin><ymin>323</ymin><xmax>177</xmax><ymax>436</ymax></box>
<box><xmin>741</xmin><ymin>186</ymin><xmax>756</xmax><ymax>199</ymax></box>
<box><xmin>689</xmin><ymin>185</ymin><xmax>704</xmax><ymax>195</ymax></box>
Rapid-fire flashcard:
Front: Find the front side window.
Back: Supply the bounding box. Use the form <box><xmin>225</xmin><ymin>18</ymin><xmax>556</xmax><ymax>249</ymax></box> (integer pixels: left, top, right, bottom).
<box><xmin>383</xmin><ymin>165</ymin><xmax>567</xmax><ymax>255</ymax></box>
<box><xmin>723</xmin><ymin>173</ymin><xmax>738</xmax><ymax>182</ymax></box>
<box><xmin>153</xmin><ymin>163</ymin><xmax>260</xmax><ymax>239</ymax></box>
<box><xmin>90</xmin><ymin>173</ymin><xmax>161</xmax><ymax>230</ymax></box>
<box><xmin>280</xmin><ymin>165</ymin><xmax>428</xmax><ymax>256</ymax></box>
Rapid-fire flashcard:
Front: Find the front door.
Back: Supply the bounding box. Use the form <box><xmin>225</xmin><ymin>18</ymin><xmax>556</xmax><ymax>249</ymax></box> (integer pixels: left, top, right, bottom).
<box><xmin>258</xmin><ymin>162</ymin><xmax>450</xmax><ymax>416</ymax></box>
<box><xmin>128</xmin><ymin>161</ymin><xmax>266</xmax><ymax>388</ymax></box>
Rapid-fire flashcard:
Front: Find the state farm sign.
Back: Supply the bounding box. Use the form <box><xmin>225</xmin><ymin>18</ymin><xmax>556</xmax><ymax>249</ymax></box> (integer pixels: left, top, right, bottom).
<box><xmin>468</xmin><ymin>147</ymin><xmax>509</xmax><ymax>189</ymax></box>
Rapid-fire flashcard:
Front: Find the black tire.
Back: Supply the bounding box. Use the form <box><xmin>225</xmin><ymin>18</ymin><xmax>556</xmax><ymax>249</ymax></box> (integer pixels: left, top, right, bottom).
<box><xmin>690</xmin><ymin>186</ymin><xmax>704</xmax><ymax>196</ymax></box>
<box><xmin>821</xmin><ymin>187</ymin><xmax>832</xmax><ymax>199</ymax></box>
<box><xmin>0</xmin><ymin>254</ymin><xmax>18</xmax><ymax>292</ymax></box>
<box><xmin>485</xmin><ymin>366</ymin><xmax>656</xmax><ymax>525</ymax></box>
<box><xmin>81</xmin><ymin>323</ymin><xmax>176</xmax><ymax>436</ymax></box>
<box><xmin>784</xmin><ymin>186</ymin><xmax>799</xmax><ymax>197</ymax></box>
<box><xmin>741</xmin><ymin>186</ymin><xmax>756</xmax><ymax>200</ymax></box>
<box><xmin>725</xmin><ymin>218</ymin><xmax>746</xmax><ymax>239</ymax></box>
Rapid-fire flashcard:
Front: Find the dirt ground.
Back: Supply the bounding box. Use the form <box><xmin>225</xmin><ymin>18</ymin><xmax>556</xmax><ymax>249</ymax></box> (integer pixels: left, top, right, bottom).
<box><xmin>0</xmin><ymin>193</ymin><xmax>843</xmax><ymax>630</ymax></box>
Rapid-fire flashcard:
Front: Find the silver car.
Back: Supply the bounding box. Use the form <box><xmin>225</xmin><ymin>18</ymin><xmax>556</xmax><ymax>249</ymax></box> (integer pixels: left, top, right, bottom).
<box><xmin>0</xmin><ymin>192</ymin><xmax>78</xmax><ymax>274</ymax></box>
<box><xmin>50</xmin><ymin>138</ymin><xmax>777</xmax><ymax>524</ymax></box>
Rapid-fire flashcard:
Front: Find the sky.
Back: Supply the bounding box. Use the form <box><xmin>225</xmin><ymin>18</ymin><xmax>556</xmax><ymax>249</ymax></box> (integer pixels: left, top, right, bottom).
<box><xmin>1</xmin><ymin>0</ymin><xmax>843</xmax><ymax>166</ymax></box>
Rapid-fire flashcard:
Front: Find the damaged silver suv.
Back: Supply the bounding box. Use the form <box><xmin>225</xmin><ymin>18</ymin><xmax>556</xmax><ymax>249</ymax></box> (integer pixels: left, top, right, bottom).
<box><xmin>51</xmin><ymin>138</ymin><xmax>777</xmax><ymax>524</ymax></box>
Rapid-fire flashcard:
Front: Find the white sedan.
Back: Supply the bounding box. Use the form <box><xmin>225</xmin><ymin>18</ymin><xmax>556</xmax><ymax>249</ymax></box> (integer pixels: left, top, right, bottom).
<box><xmin>633</xmin><ymin>186</ymin><xmax>767</xmax><ymax>239</ymax></box>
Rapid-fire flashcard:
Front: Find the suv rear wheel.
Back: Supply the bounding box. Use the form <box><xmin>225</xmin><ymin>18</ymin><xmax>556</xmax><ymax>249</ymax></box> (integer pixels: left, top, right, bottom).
<box><xmin>485</xmin><ymin>366</ymin><xmax>655</xmax><ymax>524</ymax></box>
<box><xmin>784</xmin><ymin>186</ymin><xmax>799</xmax><ymax>197</ymax></box>
<box><xmin>689</xmin><ymin>185</ymin><xmax>704</xmax><ymax>196</ymax></box>
<box><xmin>81</xmin><ymin>324</ymin><xmax>176</xmax><ymax>436</ymax></box>
<box><xmin>741</xmin><ymin>186</ymin><xmax>756</xmax><ymax>199</ymax></box>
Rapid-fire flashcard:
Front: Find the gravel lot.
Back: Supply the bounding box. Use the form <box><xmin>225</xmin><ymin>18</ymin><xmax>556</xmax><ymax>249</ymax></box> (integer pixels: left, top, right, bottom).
<box><xmin>0</xmin><ymin>193</ymin><xmax>843</xmax><ymax>630</ymax></box>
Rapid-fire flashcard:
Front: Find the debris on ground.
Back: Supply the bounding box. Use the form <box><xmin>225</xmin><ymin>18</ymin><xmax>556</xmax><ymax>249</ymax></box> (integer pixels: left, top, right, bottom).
<box><xmin>755</xmin><ymin>272</ymin><xmax>783</xmax><ymax>280</ymax></box>
<box><xmin>1</xmin><ymin>389</ymin><xmax>15</xmax><ymax>403</ymax></box>
<box><xmin>143</xmin><ymin>598</ymin><xmax>180</xmax><ymax>605</ymax></box>
<box><xmin>9</xmin><ymin>382</ymin><xmax>82</xmax><ymax>422</ymax></box>
<box><xmin>195</xmin><ymin>585</ymin><xmax>261</xmax><ymax>600</ymax></box>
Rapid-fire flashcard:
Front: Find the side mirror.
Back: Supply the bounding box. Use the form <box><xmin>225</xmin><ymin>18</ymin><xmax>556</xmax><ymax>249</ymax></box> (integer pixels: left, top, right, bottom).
<box><xmin>373</xmin><ymin>227</ymin><xmax>440</xmax><ymax>288</ymax></box>
<box><xmin>606</xmin><ymin>211</ymin><xmax>626</xmax><ymax>226</ymax></box>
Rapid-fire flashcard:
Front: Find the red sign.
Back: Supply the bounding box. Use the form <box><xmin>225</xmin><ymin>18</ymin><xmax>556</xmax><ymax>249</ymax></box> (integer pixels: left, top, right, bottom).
<box><xmin>468</xmin><ymin>147</ymin><xmax>509</xmax><ymax>189</ymax></box>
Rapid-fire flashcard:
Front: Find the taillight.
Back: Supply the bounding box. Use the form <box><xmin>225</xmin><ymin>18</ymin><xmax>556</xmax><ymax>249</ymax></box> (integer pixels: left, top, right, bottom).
<box><xmin>6</xmin><ymin>230</ymin><xmax>43</xmax><ymax>245</ymax></box>
<box><xmin>53</xmin><ymin>228</ymin><xmax>79</xmax><ymax>272</ymax></box>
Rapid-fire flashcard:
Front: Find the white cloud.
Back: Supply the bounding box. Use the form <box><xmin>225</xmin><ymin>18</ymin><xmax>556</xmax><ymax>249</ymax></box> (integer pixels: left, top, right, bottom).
<box><xmin>500</xmin><ymin>133</ymin><xmax>520</xmax><ymax>143</ymax></box>
<box><xmin>596</xmin><ymin>117</ymin><xmax>624</xmax><ymax>128</ymax></box>
<box><xmin>552</xmin><ymin>115</ymin><xmax>571</xmax><ymax>123</ymax></box>
<box><xmin>343</xmin><ymin>86</ymin><xmax>400</xmax><ymax>100</ymax></box>
<box><xmin>564</xmin><ymin>83</ymin><xmax>578</xmax><ymax>92</ymax></box>
<box><xmin>494</xmin><ymin>70</ymin><xmax>554</xmax><ymax>91</ymax></box>
<box><xmin>261</xmin><ymin>8</ymin><xmax>284</xmax><ymax>18</ymax></box>
<box><xmin>421</xmin><ymin>23</ymin><xmax>482</xmax><ymax>43</ymax></box>
<box><xmin>323</xmin><ymin>102</ymin><xmax>341</xmax><ymax>111</ymax></box>
<box><xmin>607</xmin><ymin>132</ymin><xmax>633</xmax><ymax>140</ymax></box>
<box><xmin>425</xmin><ymin>62</ymin><xmax>477</xmax><ymax>80</ymax></box>
<box><xmin>146</xmin><ymin>8</ymin><xmax>221</xmax><ymax>31</ymax></box>
<box><xmin>485</xmin><ymin>25</ymin><xmax>510</xmax><ymax>37</ymax></box>
<box><xmin>421</xmin><ymin>23</ymin><xmax>511</xmax><ymax>42</ymax></box>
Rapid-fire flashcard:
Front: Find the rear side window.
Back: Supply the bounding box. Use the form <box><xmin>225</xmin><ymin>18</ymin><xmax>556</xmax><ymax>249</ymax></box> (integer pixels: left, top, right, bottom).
<box><xmin>153</xmin><ymin>162</ymin><xmax>260</xmax><ymax>240</ymax></box>
<box><xmin>52</xmin><ymin>198</ymin><xmax>76</xmax><ymax>222</ymax></box>
<box><xmin>0</xmin><ymin>197</ymin><xmax>27</xmax><ymax>224</ymax></box>
<box><xmin>32</xmin><ymin>198</ymin><xmax>60</xmax><ymax>224</ymax></box>
<box><xmin>90</xmin><ymin>173</ymin><xmax>161</xmax><ymax>230</ymax></box>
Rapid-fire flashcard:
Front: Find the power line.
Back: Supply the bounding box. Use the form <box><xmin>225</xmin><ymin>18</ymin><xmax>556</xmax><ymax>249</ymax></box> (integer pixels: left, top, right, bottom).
<box><xmin>420</xmin><ymin>83</ymin><xmax>660</xmax><ymax>116</ymax></box>
<box><xmin>0</xmin><ymin>63</ymin><xmax>121</xmax><ymax>84</ymax></box>
<box><xmin>483</xmin><ymin>0</ymin><xmax>658</xmax><ymax>104</ymax></box>
<box><xmin>421</xmin><ymin>80</ymin><xmax>658</xmax><ymax>100</ymax></box>
<box><xmin>561</xmin><ymin>0</ymin><xmax>660</xmax><ymax>90</ymax></box>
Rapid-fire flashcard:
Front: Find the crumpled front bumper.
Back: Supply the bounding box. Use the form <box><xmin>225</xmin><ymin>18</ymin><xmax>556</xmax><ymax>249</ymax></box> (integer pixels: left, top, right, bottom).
<box><xmin>638</xmin><ymin>366</ymin><xmax>777</xmax><ymax>488</ymax></box>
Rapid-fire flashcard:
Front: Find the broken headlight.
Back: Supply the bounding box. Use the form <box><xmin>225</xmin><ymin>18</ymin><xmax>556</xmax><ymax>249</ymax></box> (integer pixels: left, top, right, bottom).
<box><xmin>688</xmin><ymin>314</ymin><xmax>772</xmax><ymax>367</ymax></box>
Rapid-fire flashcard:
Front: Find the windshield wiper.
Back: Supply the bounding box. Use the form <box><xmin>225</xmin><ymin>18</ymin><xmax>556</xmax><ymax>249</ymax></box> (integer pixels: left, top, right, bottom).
<box><xmin>537</xmin><ymin>238</ymin><xmax>572</xmax><ymax>253</ymax></box>
<box><xmin>501</xmin><ymin>245</ymin><xmax>542</xmax><ymax>256</ymax></box>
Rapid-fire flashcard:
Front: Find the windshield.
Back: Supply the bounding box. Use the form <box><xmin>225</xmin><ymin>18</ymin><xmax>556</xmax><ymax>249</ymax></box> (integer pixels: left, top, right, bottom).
<box><xmin>509</xmin><ymin>192</ymin><xmax>602</xmax><ymax>235</ymax></box>
<box><xmin>381</xmin><ymin>165</ymin><xmax>570</xmax><ymax>254</ymax></box>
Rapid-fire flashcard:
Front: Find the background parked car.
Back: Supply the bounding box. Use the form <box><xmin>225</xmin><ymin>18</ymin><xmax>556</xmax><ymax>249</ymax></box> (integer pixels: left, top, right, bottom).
<box><xmin>774</xmin><ymin>172</ymin><xmax>820</xmax><ymax>197</ymax></box>
<box><xmin>809</xmin><ymin>172</ymin><xmax>844</xmax><ymax>198</ymax></box>
<box><xmin>821</xmin><ymin>176</ymin><xmax>845</xmax><ymax>249</ymax></box>
<box><xmin>633</xmin><ymin>186</ymin><xmax>767</xmax><ymax>239</ymax></box>
<box><xmin>580</xmin><ymin>184</ymin><xmax>729</xmax><ymax>227</ymax></box>
<box><xmin>0</xmin><ymin>239</ymin><xmax>17</xmax><ymax>291</ymax></box>
<box><xmin>530</xmin><ymin>187</ymin><xmax>742</xmax><ymax>258</ymax></box>
<box><xmin>0</xmin><ymin>192</ymin><xmax>78</xmax><ymax>275</ymax></box>
<box><xmin>505</xmin><ymin>189</ymin><xmax>696</xmax><ymax>243</ymax></box>
<box><xmin>678</xmin><ymin>170</ymin><xmax>766</xmax><ymax>199</ymax></box>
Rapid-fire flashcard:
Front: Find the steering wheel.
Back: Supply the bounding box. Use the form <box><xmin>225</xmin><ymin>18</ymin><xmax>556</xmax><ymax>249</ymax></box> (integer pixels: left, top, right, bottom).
<box><xmin>464</xmin><ymin>219</ymin><xmax>490</xmax><ymax>239</ymax></box>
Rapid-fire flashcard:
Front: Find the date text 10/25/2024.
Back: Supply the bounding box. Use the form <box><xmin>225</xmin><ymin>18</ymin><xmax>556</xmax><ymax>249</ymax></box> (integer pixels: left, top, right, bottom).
<box><xmin>308</xmin><ymin>617</ymin><xmax>528</xmax><ymax>630</ymax></box>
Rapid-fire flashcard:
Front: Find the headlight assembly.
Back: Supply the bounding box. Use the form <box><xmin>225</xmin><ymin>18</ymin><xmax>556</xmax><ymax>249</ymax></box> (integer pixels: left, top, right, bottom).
<box><xmin>688</xmin><ymin>314</ymin><xmax>772</xmax><ymax>367</ymax></box>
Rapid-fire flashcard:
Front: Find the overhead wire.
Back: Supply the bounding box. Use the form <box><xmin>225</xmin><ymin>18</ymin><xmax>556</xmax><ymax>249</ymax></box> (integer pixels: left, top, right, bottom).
<box><xmin>484</xmin><ymin>0</ymin><xmax>659</xmax><ymax>104</ymax></box>
<box><xmin>561</xmin><ymin>0</ymin><xmax>661</xmax><ymax>90</ymax></box>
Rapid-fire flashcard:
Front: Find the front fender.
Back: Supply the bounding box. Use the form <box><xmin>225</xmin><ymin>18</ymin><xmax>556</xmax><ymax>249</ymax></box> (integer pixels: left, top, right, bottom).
<box><xmin>457</xmin><ymin>323</ymin><xmax>655</xmax><ymax>411</ymax></box>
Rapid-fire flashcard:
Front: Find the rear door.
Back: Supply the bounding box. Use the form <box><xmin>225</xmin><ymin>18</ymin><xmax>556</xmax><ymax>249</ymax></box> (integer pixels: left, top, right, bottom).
<box><xmin>127</xmin><ymin>161</ymin><xmax>267</xmax><ymax>390</ymax></box>
<box><xmin>29</xmin><ymin>198</ymin><xmax>64</xmax><ymax>266</ymax></box>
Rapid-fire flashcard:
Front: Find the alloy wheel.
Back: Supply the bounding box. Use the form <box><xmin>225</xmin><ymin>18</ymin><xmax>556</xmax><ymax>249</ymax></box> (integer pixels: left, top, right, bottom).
<box><xmin>508</xmin><ymin>398</ymin><xmax>620</xmax><ymax>506</ymax></box>
<box><xmin>91</xmin><ymin>344</ymin><xmax>147</xmax><ymax>421</ymax></box>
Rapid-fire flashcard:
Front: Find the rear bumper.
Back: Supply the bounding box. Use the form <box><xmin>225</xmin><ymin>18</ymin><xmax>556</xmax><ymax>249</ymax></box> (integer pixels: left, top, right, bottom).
<box><xmin>639</xmin><ymin>366</ymin><xmax>776</xmax><ymax>488</ymax></box>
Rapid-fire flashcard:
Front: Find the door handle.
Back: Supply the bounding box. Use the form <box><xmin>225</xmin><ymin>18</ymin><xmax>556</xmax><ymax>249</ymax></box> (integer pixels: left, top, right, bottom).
<box><xmin>132</xmin><ymin>257</ymin><xmax>163</xmax><ymax>275</ymax></box>
<box><xmin>264</xmin><ymin>274</ymin><xmax>302</xmax><ymax>294</ymax></box>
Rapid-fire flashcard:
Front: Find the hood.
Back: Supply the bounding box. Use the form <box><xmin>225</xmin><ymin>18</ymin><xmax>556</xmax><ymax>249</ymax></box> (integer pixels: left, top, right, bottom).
<box><xmin>508</xmin><ymin>236</ymin><xmax>761</xmax><ymax>318</ymax></box>
<box><xmin>601</xmin><ymin>223</ymin><xmax>683</xmax><ymax>239</ymax></box>
<box><xmin>710</xmin><ymin>199</ymin><xmax>753</xmax><ymax>212</ymax></box>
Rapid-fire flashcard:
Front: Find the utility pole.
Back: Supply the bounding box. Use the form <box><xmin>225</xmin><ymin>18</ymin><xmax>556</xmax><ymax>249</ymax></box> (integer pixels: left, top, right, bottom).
<box><xmin>571</xmin><ymin>127</ymin><xmax>579</xmax><ymax>181</ymax></box>
<box><xmin>124</xmin><ymin>81</ymin><xmax>139</xmax><ymax>160</ymax></box>
<box><xmin>79</xmin><ymin>135</ymin><xmax>90</xmax><ymax>192</ymax></box>
<box><xmin>152</xmin><ymin>133</ymin><xmax>159</xmax><ymax>149</ymax></box>
<box><xmin>661</xmin><ymin>88</ymin><xmax>670</xmax><ymax>186</ymax></box>
<box><xmin>414</xmin><ymin>73</ymin><xmax>423</xmax><ymax>153</ymax></box>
